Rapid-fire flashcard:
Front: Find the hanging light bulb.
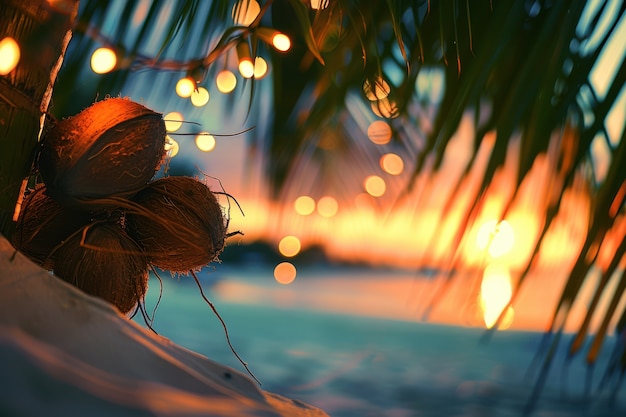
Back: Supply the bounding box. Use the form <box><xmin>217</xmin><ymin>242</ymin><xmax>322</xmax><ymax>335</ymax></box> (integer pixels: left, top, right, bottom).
<box><xmin>0</xmin><ymin>37</ymin><xmax>20</xmax><ymax>75</ymax></box>
<box><xmin>90</xmin><ymin>47</ymin><xmax>117</xmax><ymax>74</ymax></box>
<box><xmin>216</xmin><ymin>70</ymin><xmax>237</xmax><ymax>93</ymax></box>
<box><xmin>232</xmin><ymin>0</ymin><xmax>261</xmax><ymax>26</ymax></box>
<box><xmin>253</xmin><ymin>56</ymin><xmax>268</xmax><ymax>78</ymax></box>
<box><xmin>236</xmin><ymin>41</ymin><xmax>254</xmax><ymax>79</ymax></box>
<box><xmin>272</xmin><ymin>33</ymin><xmax>291</xmax><ymax>51</ymax></box>
<box><xmin>175</xmin><ymin>77</ymin><xmax>196</xmax><ymax>98</ymax></box>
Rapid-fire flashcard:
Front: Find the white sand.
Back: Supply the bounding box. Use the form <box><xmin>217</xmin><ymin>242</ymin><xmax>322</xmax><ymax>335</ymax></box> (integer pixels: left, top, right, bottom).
<box><xmin>0</xmin><ymin>236</ymin><xmax>328</xmax><ymax>416</ymax></box>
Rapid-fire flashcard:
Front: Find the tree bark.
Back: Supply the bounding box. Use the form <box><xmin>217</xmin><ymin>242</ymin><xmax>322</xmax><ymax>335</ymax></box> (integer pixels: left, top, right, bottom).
<box><xmin>0</xmin><ymin>0</ymin><xmax>78</xmax><ymax>240</ymax></box>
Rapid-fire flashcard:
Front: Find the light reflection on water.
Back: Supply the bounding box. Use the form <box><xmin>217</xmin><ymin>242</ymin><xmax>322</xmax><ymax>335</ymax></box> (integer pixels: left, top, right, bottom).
<box><xmin>137</xmin><ymin>266</ymin><xmax>625</xmax><ymax>417</ymax></box>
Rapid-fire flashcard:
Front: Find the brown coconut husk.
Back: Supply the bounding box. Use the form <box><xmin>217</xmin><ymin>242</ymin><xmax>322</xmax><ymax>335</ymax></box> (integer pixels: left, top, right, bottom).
<box><xmin>12</xmin><ymin>185</ymin><xmax>93</xmax><ymax>270</ymax></box>
<box><xmin>126</xmin><ymin>176</ymin><xmax>226</xmax><ymax>273</ymax></box>
<box><xmin>38</xmin><ymin>97</ymin><xmax>166</xmax><ymax>210</ymax></box>
<box><xmin>52</xmin><ymin>222</ymin><xmax>149</xmax><ymax>314</ymax></box>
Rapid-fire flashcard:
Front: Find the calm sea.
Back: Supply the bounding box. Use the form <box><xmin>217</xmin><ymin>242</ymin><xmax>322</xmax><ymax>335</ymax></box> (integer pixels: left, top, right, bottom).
<box><xmin>135</xmin><ymin>266</ymin><xmax>625</xmax><ymax>417</ymax></box>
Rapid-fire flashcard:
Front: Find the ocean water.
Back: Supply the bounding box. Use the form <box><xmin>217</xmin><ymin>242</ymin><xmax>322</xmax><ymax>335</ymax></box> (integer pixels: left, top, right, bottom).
<box><xmin>134</xmin><ymin>266</ymin><xmax>625</xmax><ymax>417</ymax></box>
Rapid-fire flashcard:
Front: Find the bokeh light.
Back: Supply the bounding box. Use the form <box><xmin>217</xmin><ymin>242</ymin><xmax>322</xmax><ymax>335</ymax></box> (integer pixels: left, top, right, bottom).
<box><xmin>294</xmin><ymin>195</ymin><xmax>315</xmax><ymax>215</ymax></box>
<box><xmin>380</xmin><ymin>153</ymin><xmax>404</xmax><ymax>175</ymax></box>
<box><xmin>0</xmin><ymin>37</ymin><xmax>20</xmax><ymax>75</ymax></box>
<box><xmin>274</xmin><ymin>262</ymin><xmax>297</xmax><ymax>285</ymax></box>
<box><xmin>371</xmin><ymin>98</ymin><xmax>399</xmax><ymax>118</ymax></box>
<box><xmin>253</xmin><ymin>56</ymin><xmax>268</xmax><ymax>78</ymax></box>
<box><xmin>90</xmin><ymin>47</ymin><xmax>116</xmax><ymax>74</ymax></box>
<box><xmin>317</xmin><ymin>196</ymin><xmax>338</xmax><ymax>218</ymax></box>
<box><xmin>238</xmin><ymin>58</ymin><xmax>255</xmax><ymax>78</ymax></box>
<box><xmin>363</xmin><ymin>77</ymin><xmax>391</xmax><ymax>101</ymax></box>
<box><xmin>364</xmin><ymin>175</ymin><xmax>386</xmax><ymax>197</ymax></box>
<box><xmin>367</xmin><ymin>121</ymin><xmax>392</xmax><ymax>144</ymax></box>
<box><xmin>278</xmin><ymin>235</ymin><xmax>301</xmax><ymax>257</ymax></box>
<box><xmin>272</xmin><ymin>33</ymin><xmax>291</xmax><ymax>51</ymax></box>
<box><xmin>164</xmin><ymin>136</ymin><xmax>179</xmax><ymax>157</ymax></box>
<box><xmin>164</xmin><ymin>111</ymin><xmax>184</xmax><ymax>132</ymax></box>
<box><xmin>232</xmin><ymin>0</ymin><xmax>260</xmax><ymax>26</ymax></box>
<box><xmin>476</xmin><ymin>220</ymin><xmax>515</xmax><ymax>258</ymax></box>
<box><xmin>175</xmin><ymin>77</ymin><xmax>195</xmax><ymax>98</ymax></box>
<box><xmin>216</xmin><ymin>70</ymin><xmax>237</xmax><ymax>93</ymax></box>
<box><xmin>311</xmin><ymin>0</ymin><xmax>329</xmax><ymax>10</ymax></box>
<box><xmin>480</xmin><ymin>264</ymin><xmax>514</xmax><ymax>329</ymax></box>
<box><xmin>195</xmin><ymin>132</ymin><xmax>216</xmax><ymax>152</ymax></box>
<box><xmin>190</xmin><ymin>87</ymin><xmax>210</xmax><ymax>107</ymax></box>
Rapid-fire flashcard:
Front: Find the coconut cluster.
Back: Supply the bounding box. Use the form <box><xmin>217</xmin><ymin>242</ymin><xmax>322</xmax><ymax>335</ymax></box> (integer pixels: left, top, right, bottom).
<box><xmin>13</xmin><ymin>98</ymin><xmax>227</xmax><ymax>314</ymax></box>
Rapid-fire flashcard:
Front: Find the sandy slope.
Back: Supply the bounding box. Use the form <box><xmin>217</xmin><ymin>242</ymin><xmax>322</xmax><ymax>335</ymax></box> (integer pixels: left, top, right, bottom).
<box><xmin>0</xmin><ymin>236</ymin><xmax>328</xmax><ymax>417</ymax></box>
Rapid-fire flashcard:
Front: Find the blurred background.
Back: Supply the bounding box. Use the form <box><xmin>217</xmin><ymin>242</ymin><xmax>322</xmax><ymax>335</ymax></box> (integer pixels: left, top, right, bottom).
<box><xmin>19</xmin><ymin>0</ymin><xmax>626</xmax><ymax>415</ymax></box>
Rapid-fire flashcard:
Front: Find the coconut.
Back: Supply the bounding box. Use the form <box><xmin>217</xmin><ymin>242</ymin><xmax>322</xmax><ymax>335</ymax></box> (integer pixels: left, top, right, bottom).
<box><xmin>126</xmin><ymin>176</ymin><xmax>226</xmax><ymax>272</ymax></box>
<box><xmin>53</xmin><ymin>222</ymin><xmax>149</xmax><ymax>314</ymax></box>
<box><xmin>38</xmin><ymin>97</ymin><xmax>166</xmax><ymax>209</ymax></box>
<box><xmin>12</xmin><ymin>185</ymin><xmax>93</xmax><ymax>269</ymax></box>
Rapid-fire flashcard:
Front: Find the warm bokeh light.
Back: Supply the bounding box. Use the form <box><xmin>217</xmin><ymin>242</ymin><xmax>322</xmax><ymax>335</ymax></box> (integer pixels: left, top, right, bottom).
<box><xmin>272</xmin><ymin>33</ymin><xmax>291</xmax><ymax>51</ymax></box>
<box><xmin>311</xmin><ymin>0</ymin><xmax>329</xmax><ymax>10</ymax></box>
<box><xmin>274</xmin><ymin>262</ymin><xmax>297</xmax><ymax>285</ymax></box>
<box><xmin>238</xmin><ymin>58</ymin><xmax>255</xmax><ymax>78</ymax></box>
<box><xmin>232</xmin><ymin>0</ymin><xmax>260</xmax><ymax>25</ymax></box>
<box><xmin>364</xmin><ymin>175</ymin><xmax>386</xmax><ymax>197</ymax></box>
<box><xmin>278</xmin><ymin>235</ymin><xmax>301</xmax><ymax>257</ymax></box>
<box><xmin>371</xmin><ymin>98</ymin><xmax>399</xmax><ymax>118</ymax></box>
<box><xmin>363</xmin><ymin>77</ymin><xmax>391</xmax><ymax>101</ymax></box>
<box><xmin>164</xmin><ymin>136</ymin><xmax>179</xmax><ymax>157</ymax></box>
<box><xmin>0</xmin><ymin>37</ymin><xmax>20</xmax><ymax>75</ymax></box>
<box><xmin>175</xmin><ymin>77</ymin><xmax>195</xmax><ymax>98</ymax></box>
<box><xmin>163</xmin><ymin>111</ymin><xmax>184</xmax><ymax>132</ymax></box>
<box><xmin>253</xmin><ymin>56</ymin><xmax>268</xmax><ymax>78</ymax></box>
<box><xmin>294</xmin><ymin>195</ymin><xmax>315</xmax><ymax>215</ymax></box>
<box><xmin>476</xmin><ymin>220</ymin><xmax>515</xmax><ymax>258</ymax></box>
<box><xmin>380</xmin><ymin>153</ymin><xmax>404</xmax><ymax>175</ymax></box>
<box><xmin>480</xmin><ymin>264</ymin><xmax>514</xmax><ymax>329</ymax></box>
<box><xmin>190</xmin><ymin>87</ymin><xmax>210</xmax><ymax>107</ymax></box>
<box><xmin>195</xmin><ymin>132</ymin><xmax>216</xmax><ymax>152</ymax></box>
<box><xmin>367</xmin><ymin>120</ymin><xmax>392</xmax><ymax>144</ymax></box>
<box><xmin>90</xmin><ymin>47</ymin><xmax>116</xmax><ymax>74</ymax></box>
<box><xmin>216</xmin><ymin>70</ymin><xmax>237</xmax><ymax>93</ymax></box>
<box><xmin>317</xmin><ymin>196</ymin><xmax>338</xmax><ymax>218</ymax></box>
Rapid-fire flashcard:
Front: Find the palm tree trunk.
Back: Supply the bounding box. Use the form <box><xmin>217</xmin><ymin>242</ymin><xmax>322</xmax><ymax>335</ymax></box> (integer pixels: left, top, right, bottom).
<box><xmin>0</xmin><ymin>0</ymin><xmax>78</xmax><ymax>239</ymax></box>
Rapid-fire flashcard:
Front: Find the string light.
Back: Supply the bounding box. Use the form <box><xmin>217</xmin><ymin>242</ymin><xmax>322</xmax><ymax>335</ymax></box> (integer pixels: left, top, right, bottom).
<box><xmin>216</xmin><ymin>70</ymin><xmax>237</xmax><ymax>93</ymax></box>
<box><xmin>253</xmin><ymin>56</ymin><xmax>268</xmax><ymax>78</ymax></box>
<box><xmin>380</xmin><ymin>153</ymin><xmax>404</xmax><ymax>175</ymax></box>
<box><xmin>363</xmin><ymin>77</ymin><xmax>390</xmax><ymax>101</ymax></box>
<box><xmin>164</xmin><ymin>111</ymin><xmax>184</xmax><ymax>132</ymax></box>
<box><xmin>278</xmin><ymin>235</ymin><xmax>301</xmax><ymax>257</ymax></box>
<box><xmin>232</xmin><ymin>0</ymin><xmax>261</xmax><ymax>26</ymax></box>
<box><xmin>317</xmin><ymin>196</ymin><xmax>338</xmax><ymax>217</ymax></box>
<box><xmin>294</xmin><ymin>195</ymin><xmax>315</xmax><ymax>215</ymax></box>
<box><xmin>367</xmin><ymin>121</ymin><xmax>392</xmax><ymax>144</ymax></box>
<box><xmin>190</xmin><ymin>87</ymin><xmax>210</xmax><ymax>106</ymax></box>
<box><xmin>175</xmin><ymin>77</ymin><xmax>195</xmax><ymax>98</ymax></box>
<box><xmin>364</xmin><ymin>175</ymin><xmax>386</xmax><ymax>197</ymax></box>
<box><xmin>274</xmin><ymin>262</ymin><xmax>297</xmax><ymax>284</ymax></box>
<box><xmin>90</xmin><ymin>47</ymin><xmax>116</xmax><ymax>74</ymax></box>
<box><xmin>195</xmin><ymin>132</ymin><xmax>216</xmax><ymax>152</ymax></box>
<box><xmin>164</xmin><ymin>136</ymin><xmax>179</xmax><ymax>157</ymax></box>
<box><xmin>272</xmin><ymin>33</ymin><xmax>291</xmax><ymax>51</ymax></box>
<box><xmin>0</xmin><ymin>37</ymin><xmax>20</xmax><ymax>75</ymax></box>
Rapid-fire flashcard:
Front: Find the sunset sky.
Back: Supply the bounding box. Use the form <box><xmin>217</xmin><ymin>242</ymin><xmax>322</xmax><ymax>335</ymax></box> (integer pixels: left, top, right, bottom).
<box><xmin>40</xmin><ymin>0</ymin><xmax>626</xmax><ymax>332</ymax></box>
